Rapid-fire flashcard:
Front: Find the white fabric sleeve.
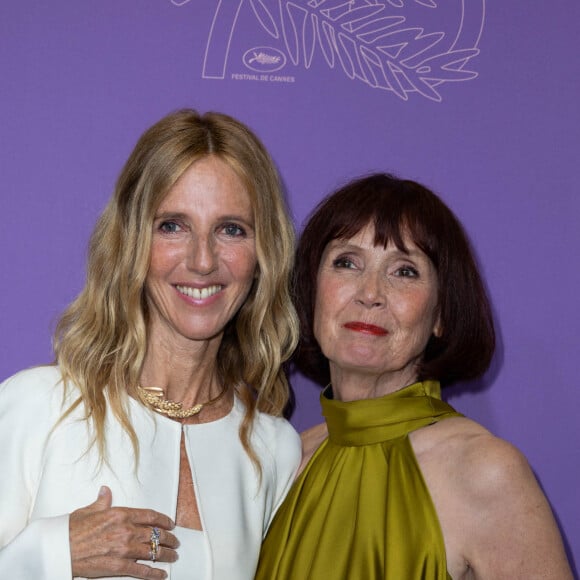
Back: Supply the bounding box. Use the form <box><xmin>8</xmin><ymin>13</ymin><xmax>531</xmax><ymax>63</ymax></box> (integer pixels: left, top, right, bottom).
<box><xmin>0</xmin><ymin>515</ymin><xmax>72</xmax><ymax>580</ymax></box>
<box><xmin>267</xmin><ymin>418</ymin><xmax>301</xmax><ymax>528</ymax></box>
<box><xmin>0</xmin><ymin>368</ymin><xmax>73</xmax><ymax>579</ymax></box>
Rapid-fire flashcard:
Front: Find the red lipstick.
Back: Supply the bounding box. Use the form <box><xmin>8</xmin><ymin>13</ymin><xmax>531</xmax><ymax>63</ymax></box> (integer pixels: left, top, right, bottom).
<box><xmin>343</xmin><ymin>322</ymin><xmax>388</xmax><ymax>336</ymax></box>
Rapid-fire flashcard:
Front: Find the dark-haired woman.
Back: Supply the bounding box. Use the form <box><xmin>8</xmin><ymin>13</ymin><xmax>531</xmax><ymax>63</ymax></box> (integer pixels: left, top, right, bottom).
<box><xmin>256</xmin><ymin>173</ymin><xmax>572</xmax><ymax>579</ymax></box>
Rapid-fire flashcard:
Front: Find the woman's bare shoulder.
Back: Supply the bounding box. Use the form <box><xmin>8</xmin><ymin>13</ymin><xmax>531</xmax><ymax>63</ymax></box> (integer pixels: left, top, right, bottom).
<box><xmin>412</xmin><ymin>416</ymin><xmax>540</xmax><ymax>508</ymax></box>
<box><xmin>413</xmin><ymin>416</ymin><xmax>529</xmax><ymax>486</ymax></box>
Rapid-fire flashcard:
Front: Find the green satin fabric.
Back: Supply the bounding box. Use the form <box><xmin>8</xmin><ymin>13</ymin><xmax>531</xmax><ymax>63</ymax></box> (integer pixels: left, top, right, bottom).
<box><xmin>256</xmin><ymin>381</ymin><xmax>461</xmax><ymax>580</ymax></box>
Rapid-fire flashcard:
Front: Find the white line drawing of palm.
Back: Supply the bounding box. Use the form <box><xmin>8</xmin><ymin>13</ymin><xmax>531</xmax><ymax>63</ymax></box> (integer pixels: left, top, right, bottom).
<box><xmin>277</xmin><ymin>0</ymin><xmax>485</xmax><ymax>101</ymax></box>
<box><xmin>195</xmin><ymin>0</ymin><xmax>484</xmax><ymax>101</ymax></box>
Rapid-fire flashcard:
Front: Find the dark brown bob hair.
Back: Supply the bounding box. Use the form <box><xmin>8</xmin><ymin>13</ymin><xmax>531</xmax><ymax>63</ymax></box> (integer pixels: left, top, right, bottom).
<box><xmin>293</xmin><ymin>173</ymin><xmax>495</xmax><ymax>388</ymax></box>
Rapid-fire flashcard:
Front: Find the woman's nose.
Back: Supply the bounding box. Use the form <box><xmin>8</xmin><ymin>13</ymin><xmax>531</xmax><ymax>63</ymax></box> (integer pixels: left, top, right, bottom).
<box><xmin>354</xmin><ymin>271</ymin><xmax>385</xmax><ymax>308</ymax></box>
<box><xmin>186</xmin><ymin>234</ymin><xmax>217</xmax><ymax>274</ymax></box>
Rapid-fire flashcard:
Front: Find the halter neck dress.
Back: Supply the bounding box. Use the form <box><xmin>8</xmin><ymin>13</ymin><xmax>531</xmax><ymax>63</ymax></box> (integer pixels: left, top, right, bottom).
<box><xmin>256</xmin><ymin>380</ymin><xmax>461</xmax><ymax>579</ymax></box>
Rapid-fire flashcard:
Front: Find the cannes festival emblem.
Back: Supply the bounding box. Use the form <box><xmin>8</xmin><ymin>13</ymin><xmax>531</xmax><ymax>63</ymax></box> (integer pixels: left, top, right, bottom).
<box><xmin>174</xmin><ymin>0</ymin><xmax>486</xmax><ymax>102</ymax></box>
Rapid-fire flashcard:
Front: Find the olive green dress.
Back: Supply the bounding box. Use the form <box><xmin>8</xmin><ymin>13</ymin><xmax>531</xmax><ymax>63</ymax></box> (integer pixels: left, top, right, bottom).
<box><xmin>256</xmin><ymin>380</ymin><xmax>461</xmax><ymax>580</ymax></box>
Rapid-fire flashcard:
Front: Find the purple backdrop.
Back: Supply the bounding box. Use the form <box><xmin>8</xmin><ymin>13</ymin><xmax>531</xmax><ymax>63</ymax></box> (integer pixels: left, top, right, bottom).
<box><xmin>1</xmin><ymin>1</ymin><xmax>579</xmax><ymax>570</ymax></box>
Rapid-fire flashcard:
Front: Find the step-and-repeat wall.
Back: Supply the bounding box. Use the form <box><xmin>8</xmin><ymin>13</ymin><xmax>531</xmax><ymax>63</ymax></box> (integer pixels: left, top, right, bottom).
<box><xmin>2</xmin><ymin>1</ymin><xmax>579</xmax><ymax>567</ymax></box>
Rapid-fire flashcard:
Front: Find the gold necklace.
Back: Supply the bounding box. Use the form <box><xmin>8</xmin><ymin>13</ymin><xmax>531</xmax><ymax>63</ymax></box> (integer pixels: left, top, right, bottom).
<box><xmin>137</xmin><ymin>384</ymin><xmax>228</xmax><ymax>418</ymax></box>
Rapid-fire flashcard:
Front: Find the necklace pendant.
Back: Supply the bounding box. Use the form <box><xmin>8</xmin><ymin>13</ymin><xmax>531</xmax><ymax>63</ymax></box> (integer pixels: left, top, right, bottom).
<box><xmin>137</xmin><ymin>384</ymin><xmax>228</xmax><ymax>419</ymax></box>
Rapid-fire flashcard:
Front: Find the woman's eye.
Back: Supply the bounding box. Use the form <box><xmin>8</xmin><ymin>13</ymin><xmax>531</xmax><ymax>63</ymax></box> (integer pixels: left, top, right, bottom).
<box><xmin>223</xmin><ymin>223</ymin><xmax>246</xmax><ymax>237</ymax></box>
<box><xmin>332</xmin><ymin>257</ymin><xmax>356</xmax><ymax>269</ymax></box>
<box><xmin>395</xmin><ymin>265</ymin><xmax>419</xmax><ymax>278</ymax></box>
<box><xmin>158</xmin><ymin>220</ymin><xmax>181</xmax><ymax>234</ymax></box>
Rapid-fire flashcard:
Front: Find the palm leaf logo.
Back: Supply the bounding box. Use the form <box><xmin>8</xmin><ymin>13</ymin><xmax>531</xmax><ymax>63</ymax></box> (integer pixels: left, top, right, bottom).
<box><xmin>277</xmin><ymin>0</ymin><xmax>482</xmax><ymax>101</ymax></box>
<box><xmin>176</xmin><ymin>0</ymin><xmax>484</xmax><ymax>101</ymax></box>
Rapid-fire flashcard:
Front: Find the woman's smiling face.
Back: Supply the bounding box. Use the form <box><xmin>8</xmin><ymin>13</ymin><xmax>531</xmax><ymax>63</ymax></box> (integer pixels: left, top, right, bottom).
<box><xmin>145</xmin><ymin>155</ymin><xmax>257</xmax><ymax>348</ymax></box>
<box><xmin>313</xmin><ymin>224</ymin><xmax>441</xmax><ymax>394</ymax></box>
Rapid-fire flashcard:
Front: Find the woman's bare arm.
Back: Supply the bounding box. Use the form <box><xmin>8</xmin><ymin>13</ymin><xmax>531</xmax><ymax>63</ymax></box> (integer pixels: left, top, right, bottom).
<box><xmin>414</xmin><ymin>419</ymin><xmax>573</xmax><ymax>580</ymax></box>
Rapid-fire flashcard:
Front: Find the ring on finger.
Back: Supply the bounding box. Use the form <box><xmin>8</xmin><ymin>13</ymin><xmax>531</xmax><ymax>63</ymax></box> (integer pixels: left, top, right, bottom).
<box><xmin>149</xmin><ymin>526</ymin><xmax>160</xmax><ymax>562</ymax></box>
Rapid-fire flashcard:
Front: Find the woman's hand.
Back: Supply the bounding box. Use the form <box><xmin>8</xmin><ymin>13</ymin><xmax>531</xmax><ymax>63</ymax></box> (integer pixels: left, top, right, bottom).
<box><xmin>70</xmin><ymin>486</ymin><xmax>179</xmax><ymax>579</ymax></box>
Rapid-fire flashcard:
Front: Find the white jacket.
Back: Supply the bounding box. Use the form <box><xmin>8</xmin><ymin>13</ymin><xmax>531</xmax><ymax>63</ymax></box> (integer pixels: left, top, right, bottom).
<box><xmin>0</xmin><ymin>366</ymin><xmax>301</xmax><ymax>579</ymax></box>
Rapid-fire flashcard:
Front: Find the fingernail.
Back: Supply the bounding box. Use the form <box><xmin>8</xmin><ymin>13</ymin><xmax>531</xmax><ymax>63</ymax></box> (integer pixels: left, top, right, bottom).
<box><xmin>98</xmin><ymin>486</ymin><xmax>107</xmax><ymax>497</ymax></box>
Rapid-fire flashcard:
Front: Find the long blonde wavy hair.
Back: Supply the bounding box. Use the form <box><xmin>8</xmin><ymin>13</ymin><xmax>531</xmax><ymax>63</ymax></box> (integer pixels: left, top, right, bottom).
<box><xmin>53</xmin><ymin>109</ymin><xmax>299</xmax><ymax>468</ymax></box>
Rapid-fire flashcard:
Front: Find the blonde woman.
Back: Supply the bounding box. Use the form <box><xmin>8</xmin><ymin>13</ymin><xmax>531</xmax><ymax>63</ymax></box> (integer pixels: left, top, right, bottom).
<box><xmin>0</xmin><ymin>110</ymin><xmax>301</xmax><ymax>579</ymax></box>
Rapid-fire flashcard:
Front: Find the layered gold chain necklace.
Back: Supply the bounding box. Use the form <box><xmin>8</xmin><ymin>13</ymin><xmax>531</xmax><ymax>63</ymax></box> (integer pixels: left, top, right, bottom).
<box><xmin>137</xmin><ymin>384</ymin><xmax>228</xmax><ymax>419</ymax></box>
